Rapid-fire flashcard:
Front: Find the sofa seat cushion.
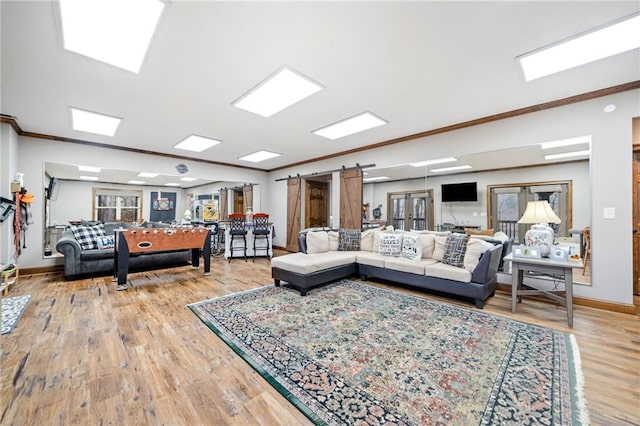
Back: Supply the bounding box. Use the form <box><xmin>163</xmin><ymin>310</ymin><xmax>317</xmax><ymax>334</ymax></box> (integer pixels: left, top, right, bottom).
<box><xmin>271</xmin><ymin>252</ymin><xmax>357</xmax><ymax>275</ymax></box>
<box><xmin>383</xmin><ymin>257</ymin><xmax>429</xmax><ymax>275</ymax></box>
<box><xmin>356</xmin><ymin>251</ymin><xmax>386</xmax><ymax>268</ymax></box>
<box><xmin>80</xmin><ymin>249</ymin><xmax>116</xmax><ymax>261</ymax></box>
<box><xmin>426</xmin><ymin>263</ymin><xmax>472</xmax><ymax>283</ymax></box>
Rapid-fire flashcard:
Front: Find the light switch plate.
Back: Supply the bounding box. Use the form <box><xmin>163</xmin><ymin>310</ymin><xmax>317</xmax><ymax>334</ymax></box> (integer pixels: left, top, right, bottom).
<box><xmin>603</xmin><ymin>207</ymin><xmax>615</xmax><ymax>219</ymax></box>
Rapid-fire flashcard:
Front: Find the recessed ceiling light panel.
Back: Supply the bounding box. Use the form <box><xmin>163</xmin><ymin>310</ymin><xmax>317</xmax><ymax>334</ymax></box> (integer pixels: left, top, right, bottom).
<box><xmin>174</xmin><ymin>135</ymin><xmax>221</xmax><ymax>153</ymax></box>
<box><xmin>59</xmin><ymin>0</ymin><xmax>165</xmax><ymax>73</ymax></box>
<box><xmin>518</xmin><ymin>13</ymin><xmax>640</xmax><ymax>81</ymax></box>
<box><xmin>363</xmin><ymin>176</ymin><xmax>390</xmax><ymax>182</ymax></box>
<box><xmin>78</xmin><ymin>165</ymin><xmax>101</xmax><ymax>173</ymax></box>
<box><xmin>164</xmin><ymin>182</ymin><xmax>181</xmax><ymax>187</ymax></box>
<box><xmin>409</xmin><ymin>157</ymin><xmax>458</xmax><ymax>167</ymax></box>
<box><xmin>138</xmin><ymin>172</ymin><xmax>159</xmax><ymax>178</ymax></box>
<box><xmin>544</xmin><ymin>150</ymin><xmax>591</xmax><ymax>160</ymax></box>
<box><xmin>313</xmin><ymin>112</ymin><xmax>387</xmax><ymax>140</ymax></box>
<box><xmin>70</xmin><ymin>107</ymin><xmax>121</xmax><ymax>136</ymax></box>
<box><xmin>233</xmin><ymin>67</ymin><xmax>324</xmax><ymax>118</ymax></box>
<box><xmin>430</xmin><ymin>165</ymin><xmax>472</xmax><ymax>173</ymax></box>
<box><xmin>180</xmin><ymin>177</ymin><xmax>198</xmax><ymax>182</ymax></box>
<box><xmin>239</xmin><ymin>150</ymin><xmax>281</xmax><ymax>163</ymax></box>
<box><xmin>79</xmin><ymin>175</ymin><xmax>99</xmax><ymax>181</ymax></box>
<box><xmin>128</xmin><ymin>180</ymin><xmax>146</xmax><ymax>185</ymax></box>
<box><xmin>540</xmin><ymin>135</ymin><xmax>591</xmax><ymax>149</ymax></box>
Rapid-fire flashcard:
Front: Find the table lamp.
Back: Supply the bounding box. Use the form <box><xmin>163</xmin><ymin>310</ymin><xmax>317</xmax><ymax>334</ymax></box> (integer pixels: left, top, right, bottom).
<box><xmin>517</xmin><ymin>200</ymin><xmax>561</xmax><ymax>257</ymax></box>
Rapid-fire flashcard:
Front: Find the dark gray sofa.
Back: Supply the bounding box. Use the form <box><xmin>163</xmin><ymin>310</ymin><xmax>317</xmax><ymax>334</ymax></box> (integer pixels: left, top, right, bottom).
<box><xmin>271</xmin><ymin>231</ymin><xmax>503</xmax><ymax>308</ymax></box>
<box><xmin>56</xmin><ymin>222</ymin><xmax>190</xmax><ymax>278</ymax></box>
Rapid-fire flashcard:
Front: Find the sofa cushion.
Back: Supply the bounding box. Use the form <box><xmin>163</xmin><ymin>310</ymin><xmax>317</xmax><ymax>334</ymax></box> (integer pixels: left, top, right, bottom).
<box><xmin>401</xmin><ymin>233</ymin><xmax>422</xmax><ymax>261</ymax></box>
<box><xmin>306</xmin><ymin>231</ymin><xmax>330</xmax><ymax>254</ymax></box>
<box><xmin>379</xmin><ymin>233</ymin><xmax>402</xmax><ymax>256</ymax></box>
<box><xmin>411</xmin><ymin>232</ymin><xmax>436</xmax><ymax>259</ymax></box>
<box><xmin>442</xmin><ymin>234</ymin><xmax>470</xmax><ymax>268</ymax></box>
<box><xmin>271</xmin><ymin>252</ymin><xmax>357</xmax><ymax>275</ymax></box>
<box><xmin>432</xmin><ymin>236</ymin><xmax>448</xmax><ymax>261</ymax></box>
<box><xmin>426</xmin><ymin>262</ymin><xmax>472</xmax><ymax>283</ymax></box>
<box><xmin>356</xmin><ymin>251</ymin><xmax>386</xmax><ymax>268</ymax></box>
<box><xmin>338</xmin><ymin>229</ymin><xmax>361</xmax><ymax>251</ymax></box>
<box><xmin>411</xmin><ymin>229</ymin><xmax>451</xmax><ymax>237</ymax></box>
<box><xmin>70</xmin><ymin>224</ymin><xmax>106</xmax><ymax>250</ymax></box>
<box><xmin>383</xmin><ymin>256</ymin><xmax>427</xmax><ymax>275</ymax></box>
<box><xmin>360</xmin><ymin>228</ymin><xmax>376</xmax><ymax>252</ymax></box>
<box><xmin>464</xmin><ymin>238</ymin><xmax>495</xmax><ymax>272</ymax></box>
<box><xmin>328</xmin><ymin>231</ymin><xmax>339</xmax><ymax>251</ymax></box>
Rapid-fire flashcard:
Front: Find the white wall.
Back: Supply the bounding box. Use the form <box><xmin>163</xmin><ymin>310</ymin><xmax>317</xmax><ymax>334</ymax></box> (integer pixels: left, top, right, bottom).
<box><xmin>268</xmin><ymin>89</ymin><xmax>639</xmax><ymax>305</ymax></box>
<box><xmin>0</xmin><ymin>124</ymin><xmax>20</xmax><ymax>265</ymax></box>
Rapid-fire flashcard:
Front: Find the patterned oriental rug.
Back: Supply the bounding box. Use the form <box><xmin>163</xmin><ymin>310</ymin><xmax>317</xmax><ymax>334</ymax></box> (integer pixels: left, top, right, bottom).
<box><xmin>189</xmin><ymin>280</ymin><xmax>589</xmax><ymax>425</ymax></box>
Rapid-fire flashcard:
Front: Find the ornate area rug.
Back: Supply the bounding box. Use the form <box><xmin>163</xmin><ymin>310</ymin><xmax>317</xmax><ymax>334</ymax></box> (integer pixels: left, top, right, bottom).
<box><xmin>1</xmin><ymin>294</ymin><xmax>31</xmax><ymax>335</ymax></box>
<box><xmin>189</xmin><ymin>280</ymin><xmax>589</xmax><ymax>425</ymax></box>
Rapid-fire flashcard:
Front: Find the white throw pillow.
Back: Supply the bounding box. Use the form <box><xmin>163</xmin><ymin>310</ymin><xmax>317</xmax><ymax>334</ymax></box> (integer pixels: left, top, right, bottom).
<box><xmin>432</xmin><ymin>235</ymin><xmax>448</xmax><ymax>261</ymax></box>
<box><xmin>411</xmin><ymin>232</ymin><xmax>436</xmax><ymax>259</ymax></box>
<box><xmin>379</xmin><ymin>233</ymin><xmax>402</xmax><ymax>256</ymax></box>
<box><xmin>328</xmin><ymin>231</ymin><xmax>339</xmax><ymax>251</ymax></box>
<box><xmin>360</xmin><ymin>228</ymin><xmax>376</xmax><ymax>252</ymax></box>
<box><xmin>401</xmin><ymin>233</ymin><xmax>422</xmax><ymax>261</ymax></box>
<box><xmin>306</xmin><ymin>231</ymin><xmax>329</xmax><ymax>254</ymax></box>
<box><xmin>464</xmin><ymin>238</ymin><xmax>495</xmax><ymax>272</ymax></box>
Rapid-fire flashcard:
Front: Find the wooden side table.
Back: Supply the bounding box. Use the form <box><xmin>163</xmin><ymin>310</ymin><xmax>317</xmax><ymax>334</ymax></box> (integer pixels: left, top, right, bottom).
<box><xmin>504</xmin><ymin>253</ymin><xmax>583</xmax><ymax>327</ymax></box>
<box><xmin>1</xmin><ymin>264</ymin><xmax>18</xmax><ymax>296</ymax></box>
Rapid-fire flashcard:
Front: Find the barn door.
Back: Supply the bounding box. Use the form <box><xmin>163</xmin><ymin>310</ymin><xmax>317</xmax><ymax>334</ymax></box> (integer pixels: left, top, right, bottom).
<box><xmin>340</xmin><ymin>168</ymin><xmax>363</xmax><ymax>230</ymax></box>
<box><xmin>219</xmin><ymin>188</ymin><xmax>228</xmax><ymax>221</ymax></box>
<box><xmin>286</xmin><ymin>177</ymin><xmax>302</xmax><ymax>252</ymax></box>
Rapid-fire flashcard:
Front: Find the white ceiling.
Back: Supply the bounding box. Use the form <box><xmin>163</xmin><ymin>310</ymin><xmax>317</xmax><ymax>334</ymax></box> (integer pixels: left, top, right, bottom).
<box><xmin>2</xmin><ymin>1</ymin><xmax>639</xmax><ymax>176</ymax></box>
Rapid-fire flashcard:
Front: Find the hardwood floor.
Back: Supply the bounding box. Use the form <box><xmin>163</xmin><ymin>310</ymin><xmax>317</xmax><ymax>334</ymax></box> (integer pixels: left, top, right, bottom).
<box><xmin>1</xmin><ymin>252</ymin><xmax>639</xmax><ymax>425</ymax></box>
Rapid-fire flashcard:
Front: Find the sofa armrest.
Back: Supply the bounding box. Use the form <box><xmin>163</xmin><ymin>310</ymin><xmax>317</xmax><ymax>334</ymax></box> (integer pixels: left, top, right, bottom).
<box><xmin>55</xmin><ymin>230</ymin><xmax>82</xmax><ymax>276</ymax></box>
<box><xmin>471</xmin><ymin>244</ymin><xmax>502</xmax><ymax>284</ymax></box>
<box><xmin>298</xmin><ymin>235</ymin><xmax>308</xmax><ymax>253</ymax></box>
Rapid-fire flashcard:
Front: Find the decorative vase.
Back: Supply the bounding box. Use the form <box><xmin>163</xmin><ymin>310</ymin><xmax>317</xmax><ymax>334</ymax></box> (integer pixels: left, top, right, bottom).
<box><xmin>524</xmin><ymin>223</ymin><xmax>555</xmax><ymax>257</ymax></box>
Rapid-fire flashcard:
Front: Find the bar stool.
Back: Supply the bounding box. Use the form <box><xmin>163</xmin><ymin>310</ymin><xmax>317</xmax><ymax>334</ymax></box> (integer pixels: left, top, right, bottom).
<box><xmin>252</xmin><ymin>213</ymin><xmax>271</xmax><ymax>260</ymax></box>
<box><xmin>228</xmin><ymin>213</ymin><xmax>247</xmax><ymax>262</ymax></box>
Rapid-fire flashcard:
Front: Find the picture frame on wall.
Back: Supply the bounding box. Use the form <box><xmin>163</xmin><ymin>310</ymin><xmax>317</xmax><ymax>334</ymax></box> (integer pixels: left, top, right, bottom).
<box><xmin>512</xmin><ymin>245</ymin><xmax>542</xmax><ymax>259</ymax></box>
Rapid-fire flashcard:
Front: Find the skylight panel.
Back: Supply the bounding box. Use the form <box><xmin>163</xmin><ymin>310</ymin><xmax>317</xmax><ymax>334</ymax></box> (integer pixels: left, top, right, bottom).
<box><xmin>544</xmin><ymin>150</ymin><xmax>591</xmax><ymax>160</ymax></box>
<box><xmin>174</xmin><ymin>135</ymin><xmax>222</xmax><ymax>153</ymax></box>
<box><xmin>80</xmin><ymin>175</ymin><xmax>99</xmax><ymax>181</ymax></box>
<box><xmin>540</xmin><ymin>135</ymin><xmax>591</xmax><ymax>149</ymax></box>
<box><xmin>232</xmin><ymin>67</ymin><xmax>324</xmax><ymax>118</ymax></box>
<box><xmin>239</xmin><ymin>150</ymin><xmax>281</xmax><ymax>163</ymax></box>
<box><xmin>409</xmin><ymin>158</ymin><xmax>458</xmax><ymax>167</ymax></box>
<box><xmin>138</xmin><ymin>172</ymin><xmax>159</xmax><ymax>178</ymax></box>
<box><xmin>128</xmin><ymin>180</ymin><xmax>146</xmax><ymax>185</ymax></box>
<box><xmin>164</xmin><ymin>182</ymin><xmax>181</xmax><ymax>187</ymax></box>
<box><xmin>70</xmin><ymin>107</ymin><xmax>121</xmax><ymax>136</ymax></box>
<box><xmin>313</xmin><ymin>112</ymin><xmax>387</xmax><ymax>140</ymax></box>
<box><xmin>430</xmin><ymin>165</ymin><xmax>472</xmax><ymax>173</ymax></box>
<box><xmin>180</xmin><ymin>177</ymin><xmax>198</xmax><ymax>182</ymax></box>
<box><xmin>518</xmin><ymin>13</ymin><xmax>640</xmax><ymax>81</ymax></box>
<box><xmin>59</xmin><ymin>0</ymin><xmax>165</xmax><ymax>73</ymax></box>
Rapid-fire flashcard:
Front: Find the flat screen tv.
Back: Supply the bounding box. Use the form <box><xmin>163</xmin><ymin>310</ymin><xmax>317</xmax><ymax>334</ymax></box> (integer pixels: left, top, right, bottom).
<box><xmin>441</xmin><ymin>182</ymin><xmax>477</xmax><ymax>202</ymax></box>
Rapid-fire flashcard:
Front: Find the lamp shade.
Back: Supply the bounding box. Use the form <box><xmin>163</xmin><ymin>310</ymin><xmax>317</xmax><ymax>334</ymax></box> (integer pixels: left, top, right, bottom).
<box><xmin>517</xmin><ymin>201</ymin><xmax>561</xmax><ymax>224</ymax></box>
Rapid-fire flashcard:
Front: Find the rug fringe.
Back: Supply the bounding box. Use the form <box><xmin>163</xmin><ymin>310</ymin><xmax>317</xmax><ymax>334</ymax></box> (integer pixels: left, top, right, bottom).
<box><xmin>569</xmin><ymin>334</ymin><xmax>591</xmax><ymax>425</ymax></box>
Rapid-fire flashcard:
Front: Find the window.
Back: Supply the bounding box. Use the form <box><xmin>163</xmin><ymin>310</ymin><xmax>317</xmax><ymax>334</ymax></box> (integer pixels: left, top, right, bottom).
<box><xmin>488</xmin><ymin>181</ymin><xmax>571</xmax><ymax>243</ymax></box>
<box><xmin>93</xmin><ymin>188</ymin><xmax>142</xmax><ymax>222</ymax></box>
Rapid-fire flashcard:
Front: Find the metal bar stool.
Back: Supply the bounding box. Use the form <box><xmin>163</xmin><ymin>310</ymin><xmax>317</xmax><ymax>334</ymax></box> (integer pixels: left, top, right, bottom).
<box><xmin>252</xmin><ymin>213</ymin><xmax>271</xmax><ymax>261</ymax></box>
<box><xmin>228</xmin><ymin>213</ymin><xmax>247</xmax><ymax>262</ymax></box>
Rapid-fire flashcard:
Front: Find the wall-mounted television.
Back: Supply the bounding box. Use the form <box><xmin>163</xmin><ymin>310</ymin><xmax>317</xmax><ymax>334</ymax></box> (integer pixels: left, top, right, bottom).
<box><xmin>441</xmin><ymin>182</ymin><xmax>477</xmax><ymax>202</ymax></box>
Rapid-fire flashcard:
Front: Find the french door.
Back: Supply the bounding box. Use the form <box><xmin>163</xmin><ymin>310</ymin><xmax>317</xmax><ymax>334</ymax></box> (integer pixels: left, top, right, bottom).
<box><xmin>387</xmin><ymin>190</ymin><xmax>434</xmax><ymax>231</ymax></box>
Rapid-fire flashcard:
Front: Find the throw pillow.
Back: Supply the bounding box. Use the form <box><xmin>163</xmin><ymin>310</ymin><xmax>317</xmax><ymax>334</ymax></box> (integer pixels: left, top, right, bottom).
<box><xmin>70</xmin><ymin>224</ymin><xmax>106</xmax><ymax>250</ymax></box>
<box><xmin>306</xmin><ymin>231</ymin><xmax>329</xmax><ymax>254</ymax></box>
<box><xmin>338</xmin><ymin>229</ymin><xmax>361</xmax><ymax>251</ymax></box>
<box><xmin>96</xmin><ymin>235</ymin><xmax>116</xmax><ymax>250</ymax></box>
<box><xmin>379</xmin><ymin>233</ymin><xmax>402</xmax><ymax>257</ymax></box>
<box><xmin>432</xmin><ymin>235</ymin><xmax>448</xmax><ymax>261</ymax></box>
<box><xmin>360</xmin><ymin>228</ymin><xmax>376</xmax><ymax>252</ymax></box>
<box><xmin>463</xmin><ymin>238</ymin><xmax>495</xmax><ymax>272</ymax></box>
<box><xmin>442</xmin><ymin>234</ymin><xmax>470</xmax><ymax>268</ymax></box>
<box><xmin>412</xmin><ymin>233</ymin><xmax>435</xmax><ymax>259</ymax></box>
<box><xmin>328</xmin><ymin>231</ymin><xmax>340</xmax><ymax>251</ymax></box>
<box><xmin>401</xmin><ymin>233</ymin><xmax>422</xmax><ymax>261</ymax></box>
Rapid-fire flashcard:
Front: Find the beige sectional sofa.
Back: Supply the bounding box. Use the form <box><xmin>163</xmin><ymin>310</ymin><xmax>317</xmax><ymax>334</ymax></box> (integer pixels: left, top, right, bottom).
<box><xmin>271</xmin><ymin>228</ymin><xmax>504</xmax><ymax>308</ymax></box>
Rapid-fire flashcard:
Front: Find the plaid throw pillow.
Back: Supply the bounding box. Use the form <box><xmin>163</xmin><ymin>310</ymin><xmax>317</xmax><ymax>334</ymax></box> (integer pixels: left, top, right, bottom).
<box><xmin>338</xmin><ymin>229</ymin><xmax>361</xmax><ymax>251</ymax></box>
<box><xmin>70</xmin><ymin>224</ymin><xmax>106</xmax><ymax>250</ymax></box>
<box><xmin>442</xmin><ymin>233</ymin><xmax>470</xmax><ymax>268</ymax></box>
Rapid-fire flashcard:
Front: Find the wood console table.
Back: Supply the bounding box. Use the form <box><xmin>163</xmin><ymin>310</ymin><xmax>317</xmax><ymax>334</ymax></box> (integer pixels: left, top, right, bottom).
<box><xmin>114</xmin><ymin>227</ymin><xmax>211</xmax><ymax>290</ymax></box>
<box><xmin>504</xmin><ymin>253</ymin><xmax>583</xmax><ymax>327</ymax></box>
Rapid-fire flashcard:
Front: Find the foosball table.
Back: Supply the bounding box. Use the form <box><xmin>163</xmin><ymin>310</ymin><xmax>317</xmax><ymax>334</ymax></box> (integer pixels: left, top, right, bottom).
<box><xmin>114</xmin><ymin>227</ymin><xmax>211</xmax><ymax>290</ymax></box>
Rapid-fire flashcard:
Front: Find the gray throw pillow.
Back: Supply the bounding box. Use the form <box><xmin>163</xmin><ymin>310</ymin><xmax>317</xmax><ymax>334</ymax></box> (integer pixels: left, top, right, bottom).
<box><xmin>338</xmin><ymin>228</ymin><xmax>361</xmax><ymax>251</ymax></box>
<box><xmin>442</xmin><ymin>233</ymin><xmax>470</xmax><ymax>268</ymax></box>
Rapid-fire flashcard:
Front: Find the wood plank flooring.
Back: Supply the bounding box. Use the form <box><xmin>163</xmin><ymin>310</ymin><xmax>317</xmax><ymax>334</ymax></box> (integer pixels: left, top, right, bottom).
<box><xmin>1</xmin><ymin>251</ymin><xmax>639</xmax><ymax>425</ymax></box>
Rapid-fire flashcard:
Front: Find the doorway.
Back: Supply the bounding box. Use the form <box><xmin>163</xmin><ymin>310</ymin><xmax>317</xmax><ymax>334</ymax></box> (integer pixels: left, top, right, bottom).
<box><xmin>387</xmin><ymin>190</ymin><xmax>434</xmax><ymax>231</ymax></box>
<box><xmin>305</xmin><ymin>179</ymin><xmax>329</xmax><ymax>228</ymax></box>
<box><xmin>632</xmin><ymin>117</ymin><xmax>640</xmax><ymax>295</ymax></box>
